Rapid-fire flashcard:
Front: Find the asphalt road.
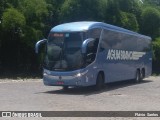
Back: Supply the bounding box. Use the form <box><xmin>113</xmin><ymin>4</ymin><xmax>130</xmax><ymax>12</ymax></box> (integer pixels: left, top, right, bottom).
<box><xmin>0</xmin><ymin>76</ymin><xmax>160</xmax><ymax>120</ymax></box>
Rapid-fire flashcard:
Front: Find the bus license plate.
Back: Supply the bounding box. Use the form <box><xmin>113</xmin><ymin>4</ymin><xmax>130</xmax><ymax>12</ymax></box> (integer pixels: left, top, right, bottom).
<box><xmin>56</xmin><ymin>81</ymin><xmax>64</xmax><ymax>85</ymax></box>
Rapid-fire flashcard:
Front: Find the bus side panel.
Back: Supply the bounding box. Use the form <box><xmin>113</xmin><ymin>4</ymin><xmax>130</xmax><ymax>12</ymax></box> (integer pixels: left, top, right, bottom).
<box><xmin>99</xmin><ymin>30</ymin><xmax>137</xmax><ymax>83</ymax></box>
<box><xmin>96</xmin><ymin>50</ymin><xmax>136</xmax><ymax>83</ymax></box>
<box><xmin>98</xmin><ymin>29</ymin><xmax>152</xmax><ymax>83</ymax></box>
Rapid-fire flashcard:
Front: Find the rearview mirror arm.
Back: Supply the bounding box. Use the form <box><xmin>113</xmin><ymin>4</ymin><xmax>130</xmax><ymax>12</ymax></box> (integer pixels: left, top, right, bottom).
<box><xmin>35</xmin><ymin>39</ymin><xmax>47</xmax><ymax>54</ymax></box>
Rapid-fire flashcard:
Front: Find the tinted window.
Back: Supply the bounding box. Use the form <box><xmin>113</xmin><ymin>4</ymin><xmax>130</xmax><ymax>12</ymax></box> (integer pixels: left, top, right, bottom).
<box><xmin>101</xmin><ymin>30</ymin><xmax>141</xmax><ymax>51</ymax></box>
<box><xmin>87</xmin><ymin>28</ymin><xmax>101</xmax><ymax>53</ymax></box>
<box><xmin>100</xmin><ymin>30</ymin><xmax>122</xmax><ymax>50</ymax></box>
<box><xmin>100</xmin><ymin>29</ymin><xmax>151</xmax><ymax>52</ymax></box>
<box><xmin>121</xmin><ymin>34</ymin><xmax>137</xmax><ymax>51</ymax></box>
<box><xmin>137</xmin><ymin>38</ymin><xmax>151</xmax><ymax>52</ymax></box>
<box><xmin>44</xmin><ymin>32</ymin><xmax>85</xmax><ymax>71</ymax></box>
<box><xmin>88</xmin><ymin>28</ymin><xmax>102</xmax><ymax>39</ymax></box>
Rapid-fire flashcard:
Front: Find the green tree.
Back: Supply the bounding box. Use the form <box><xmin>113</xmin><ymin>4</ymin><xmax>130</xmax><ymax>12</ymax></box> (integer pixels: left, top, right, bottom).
<box><xmin>0</xmin><ymin>0</ymin><xmax>7</xmax><ymax>16</ymax></box>
<box><xmin>5</xmin><ymin>0</ymin><xmax>22</xmax><ymax>8</ymax></box>
<box><xmin>22</xmin><ymin>0</ymin><xmax>48</xmax><ymax>24</ymax></box>
<box><xmin>2</xmin><ymin>7</ymin><xmax>26</xmax><ymax>31</ymax></box>
<box><xmin>144</xmin><ymin>0</ymin><xmax>160</xmax><ymax>6</ymax></box>
<box><xmin>1</xmin><ymin>0</ymin><xmax>160</xmax><ymax>75</ymax></box>
<box><xmin>140</xmin><ymin>7</ymin><xmax>160</xmax><ymax>38</ymax></box>
<box><xmin>105</xmin><ymin>0</ymin><xmax>120</xmax><ymax>25</ymax></box>
<box><xmin>60</xmin><ymin>0</ymin><xmax>106</xmax><ymax>22</ymax></box>
<box><xmin>118</xmin><ymin>0</ymin><xmax>142</xmax><ymax>24</ymax></box>
<box><xmin>19</xmin><ymin>0</ymin><xmax>49</xmax><ymax>47</ymax></box>
<box><xmin>105</xmin><ymin>0</ymin><xmax>139</xmax><ymax>31</ymax></box>
<box><xmin>119</xmin><ymin>12</ymin><xmax>139</xmax><ymax>31</ymax></box>
<box><xmin>152</xmin><ymin>38</ymin><xmax>160</xmax><ymax>61</ymax></box>
<box><xmin>46</xmin><ymin>0</ymin><xmax>65</xmax><ymax>25</ymax></box>
<box><xmin>152</xmin><ymin>37</ymin><xmax>160</xmax><ymax>72</ymax></box>
<box><xmin>118</xmin><ymin>0</ymin><xmax>142</xmax><ymax>14</ymax></box>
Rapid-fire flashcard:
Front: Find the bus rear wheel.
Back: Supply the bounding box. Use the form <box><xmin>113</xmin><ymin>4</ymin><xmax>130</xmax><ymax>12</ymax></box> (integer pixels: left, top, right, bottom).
<box><xmin>141</xmin><ymin>69</ymin><xmax>145</xmax><ymax>80</ymax></box>
<box><xmin>95</xmin><ymin>73</ymin><xmax>105</xmax><ymax>90</ymax></box>
<box><xmin>135</xmin><ymin>70</ymin><xmax>141</xmax><ymax>83</ymax></box>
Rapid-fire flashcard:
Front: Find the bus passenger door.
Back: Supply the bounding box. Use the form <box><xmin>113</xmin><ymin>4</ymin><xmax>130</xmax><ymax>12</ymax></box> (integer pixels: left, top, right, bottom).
<box><xmin>85</xmin><ymin>28</ymin><xmax>102</xmax><ymax>83</ymax></box>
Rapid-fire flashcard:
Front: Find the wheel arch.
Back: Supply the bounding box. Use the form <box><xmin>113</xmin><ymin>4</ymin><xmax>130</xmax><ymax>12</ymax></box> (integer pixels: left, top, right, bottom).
<box><xmin>97</xmin><ymin>70</ymin><xmax>105</xmax><ymax>82</ymax></box>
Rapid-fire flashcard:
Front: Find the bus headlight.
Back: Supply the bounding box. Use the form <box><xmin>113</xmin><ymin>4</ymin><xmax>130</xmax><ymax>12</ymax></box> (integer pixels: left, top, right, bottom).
<box><xmin>43</xmin><ymin>73</ymin><xmax>47</xmax><ymax>76</ymax></box>
<box><xmin>75</xmin><ymin>70</ymin><xmax>88</xmax><ymax>77</ymax></box>
<box><xmin>76</xmin><ymin>73</ymin><xmax>82</xmax><ymax>77</ymax></box>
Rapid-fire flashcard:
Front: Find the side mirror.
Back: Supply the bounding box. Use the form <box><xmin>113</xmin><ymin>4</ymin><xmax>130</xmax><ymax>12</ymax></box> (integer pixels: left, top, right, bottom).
<box><xmin>81</xmin><ymin>38</ymin><xmax>95</xmax><ymax>54</ymax></box>
<box><xmin>35</xmin><ymin>39</ymin><xmax>47</xmax><ymax>54</ymax></box>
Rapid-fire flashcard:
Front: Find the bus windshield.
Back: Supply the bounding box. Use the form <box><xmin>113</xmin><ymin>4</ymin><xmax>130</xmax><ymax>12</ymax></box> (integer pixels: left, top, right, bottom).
<box><xmin>44</xmin><ymin>32</ymin><xmax>86</xmax><ymax>71</ymax></box>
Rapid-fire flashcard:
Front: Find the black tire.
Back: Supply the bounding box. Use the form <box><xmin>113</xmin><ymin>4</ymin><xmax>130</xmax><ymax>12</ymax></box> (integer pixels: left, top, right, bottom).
<box><xmin>63</xmin><ymin>86</ymin><xmax>69</xmax><ymax>90</ymax></box>
<box><xmin>135</xmin><ymin>70</ymin><xmax>141</xmax><ymax>83</ymax></box>
<box><xmin>95</xmin><ymin>73</ymin><xmax>105</xmax><ymax>90</ymax></box>
<box><xmin>141</xmin><ymin>69</ymin><xmax>145</xmax><ymax>80</ymax></box>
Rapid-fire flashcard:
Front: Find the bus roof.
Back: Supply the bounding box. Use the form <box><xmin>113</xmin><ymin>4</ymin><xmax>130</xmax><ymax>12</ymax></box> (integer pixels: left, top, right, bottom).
<box><xmin>51</xmin><ymin>21</ymin><xmax>151</xmax><ymax>39</ymax></box>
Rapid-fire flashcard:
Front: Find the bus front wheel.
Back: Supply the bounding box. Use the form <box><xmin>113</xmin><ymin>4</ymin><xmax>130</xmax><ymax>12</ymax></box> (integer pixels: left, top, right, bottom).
<box><xmin>95</xmin><ymin>73</ymin><xmax>105</xmax><ymax>90</ymax></box>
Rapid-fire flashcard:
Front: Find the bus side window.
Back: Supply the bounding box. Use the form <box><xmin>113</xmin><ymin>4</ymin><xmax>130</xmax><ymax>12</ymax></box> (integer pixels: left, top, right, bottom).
<box><xmin>86</xmin><ymin>39</ymin><xmax>99</xmax><ymax>63</ymax></box>
<box><xmin>100</xmin><ymin>30</ymin><xmax>109</xmax><ymax>51</ymax></box>
<box><xmin>93</xmin><ymin>38</ymin><xmax>99</xmax><ymax>53</ymax></box>
<box><xmin>86</xmin><ymin>39</ymin><xmax>99</xmax><ymax>54</ymax></box>
<box><xmin>88</xmin><ymin>28</ymin><xmax>101</xmax><ymax>53</ymax></box>
<box><xmin>137</xmin><ymin>38</ymin><xmax>151</xmax><ymax>52</ymax></box>
<box><xmin>100</xmin><ymin>30</ymin><xmax>122</xmax><ymax>50</ymax></box>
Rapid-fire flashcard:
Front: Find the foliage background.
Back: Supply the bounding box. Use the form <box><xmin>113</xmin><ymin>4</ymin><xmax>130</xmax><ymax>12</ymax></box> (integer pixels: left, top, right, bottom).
<box><xmin>0</xmin><ymin>0</ymin><xmax>160</xmax><ymax>77</ymax></box>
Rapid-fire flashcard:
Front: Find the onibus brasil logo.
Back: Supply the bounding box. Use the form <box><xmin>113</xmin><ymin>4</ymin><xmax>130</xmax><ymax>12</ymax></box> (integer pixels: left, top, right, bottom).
<box><xmin>1</xmin><ymin>112</ymin><xmax>42</xmax><ymax>118</ymax></box>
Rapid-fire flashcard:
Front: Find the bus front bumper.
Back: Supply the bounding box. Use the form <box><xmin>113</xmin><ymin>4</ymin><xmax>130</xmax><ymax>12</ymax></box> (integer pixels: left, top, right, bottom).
<box><xmin>43</xmin><ymin>71</ymin><xmax>91</xmax><ymax>87</ymax></box>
